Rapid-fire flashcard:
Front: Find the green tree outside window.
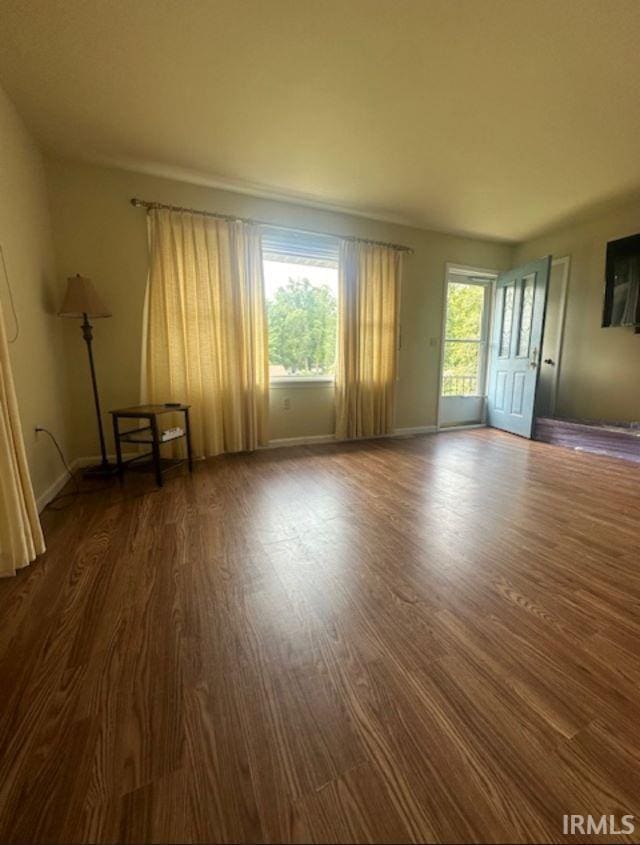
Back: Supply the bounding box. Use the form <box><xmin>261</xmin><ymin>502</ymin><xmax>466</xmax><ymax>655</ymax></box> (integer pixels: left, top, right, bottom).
<box><xmin>268</xmin><ymin>278</ymin><xmax>337</xmax><ymax>375</ymax></box>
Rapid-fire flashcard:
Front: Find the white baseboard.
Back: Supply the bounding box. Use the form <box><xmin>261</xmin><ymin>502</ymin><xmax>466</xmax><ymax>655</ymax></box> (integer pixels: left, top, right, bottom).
<box><xmin>437</xmin><ymin>423</ymin><xmax>487</xmax><ymax>433</ymax></box>
<box><xmin>36</xmin><ymin>458</ymin><xmax>81</xmax><ymax>513</ymax></box>
<box><xmin>265</xmin><ymin>426</ymin><xmax>436</xmax><ymax>450</ymax></box>
<box><xmin>37</xmin><ymin>453</ymin><xmax>138</xmax><ymax>512</ymax></box>
<box><xmin>394</xmin><ymin>425</ymin><xmax>437</xmax><ymax>436</ymax></box>
<box><xmin>263</xmin><ymin>434</ymin><xmax>337</xmax><ymax>449</ymax></box>
<box><xmin>38</xmin><ymin>428</ymin><xmax>439</xmax><ymax>508</ymax></box>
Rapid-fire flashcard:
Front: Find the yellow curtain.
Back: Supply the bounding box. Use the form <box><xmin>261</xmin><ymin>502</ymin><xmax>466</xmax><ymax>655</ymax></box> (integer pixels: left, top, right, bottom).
<box><xmin>142</xmin><ymin>209</ymin><xmax>269</xmax><ymax>457</ymax></box>
<box><xmin>0</xmin><ymin>302</ymin><xmax>45</xmax><ymax>577</ymax></box>
<box><xmin>335</xmin><ymin>240</ymin><xmax>402</xmax><ymax>440</ymax></box>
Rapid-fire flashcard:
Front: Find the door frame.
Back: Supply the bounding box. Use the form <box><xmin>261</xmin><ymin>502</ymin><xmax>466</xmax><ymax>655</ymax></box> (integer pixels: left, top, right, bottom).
<box><xmin>543</xmin><ymin>255</ymin><xmax>571</xmax><ymax>417</ymax></box>
<box><xmin>436</xmin><ymin>263</ymin><xmax>499</xmax><ymax>431</ymax></box>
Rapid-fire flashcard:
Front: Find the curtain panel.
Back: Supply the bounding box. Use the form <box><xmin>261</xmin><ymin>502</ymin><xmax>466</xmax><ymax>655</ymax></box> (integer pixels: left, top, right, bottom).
<box><xmin>143</xmin><ymin>209</ymin><xmax>269</xmax><ymax>458</ymax></box>
<box><xmin>335</xmin><ymin>240</ymin><xmax>402</xmax><ymax>440</ymax></box>
<box><xmin>0</xmin><ymin>303</ymin><xmax>45</xmax><ymax>577</ymax></box>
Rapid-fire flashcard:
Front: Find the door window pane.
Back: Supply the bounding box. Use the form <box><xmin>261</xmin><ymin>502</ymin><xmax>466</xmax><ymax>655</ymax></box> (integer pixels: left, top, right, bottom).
<box><xmin>442</xmin><ymin>341</ymin><xmax>481</xmax><ymax>395</ymax></box>
<box><xmin>445</xmin><ymin>283</ymin><xmax>485</xmax><ymax>340</ymax></box>
<box><xmin>499</xmin><ymin>284</ymin><xmax>515</xmax><ymax>357</ymax></box>
<box><xmin>517</xmin><ymin>274</ymin><xmax>535</xmax><ymax>357</ymax></box>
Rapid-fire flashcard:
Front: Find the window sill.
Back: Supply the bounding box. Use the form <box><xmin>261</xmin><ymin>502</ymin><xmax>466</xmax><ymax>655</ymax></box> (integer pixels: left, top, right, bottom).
<box><xmin>441</xmin><ymin>393</ymin><xmax>486</xmax><ymax>399</ymax></box>
<box><xmin>270</xmin><ymin>377</ymin><xmax>335</xmax><ymax>388</ymax></box>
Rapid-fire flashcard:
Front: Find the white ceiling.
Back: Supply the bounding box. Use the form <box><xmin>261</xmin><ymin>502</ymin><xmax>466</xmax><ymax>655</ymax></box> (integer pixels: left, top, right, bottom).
<box><xmin>1</xmin><ymin>0</ymin><xmax>640</xmax><ymax>242</ymax></box>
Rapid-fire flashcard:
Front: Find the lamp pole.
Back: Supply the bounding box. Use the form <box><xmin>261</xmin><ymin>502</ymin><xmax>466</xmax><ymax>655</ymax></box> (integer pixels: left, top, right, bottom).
<box><xmin>59</xmin><ymin>274</ymin><xmax>117</xmax><ymax>477</ymax></box>
<box><xmin>80</xmin><ymin>312</ymin><xmax>109</xmax><ymax>470</ymax></box>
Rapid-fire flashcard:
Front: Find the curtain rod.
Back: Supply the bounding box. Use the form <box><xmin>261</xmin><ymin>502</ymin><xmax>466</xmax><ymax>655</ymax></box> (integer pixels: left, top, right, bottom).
<box><xmin>130</xmin><ymin>198</ymin><xmax>414</xmax><ymax>254</ymax></box>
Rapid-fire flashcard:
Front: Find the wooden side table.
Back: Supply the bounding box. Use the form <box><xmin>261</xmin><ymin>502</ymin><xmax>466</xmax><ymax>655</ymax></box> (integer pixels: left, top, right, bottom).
<box><xmin>110</xmin><ymin>404</ymin><xmax>193</xmax><ymax>487</ymax></box>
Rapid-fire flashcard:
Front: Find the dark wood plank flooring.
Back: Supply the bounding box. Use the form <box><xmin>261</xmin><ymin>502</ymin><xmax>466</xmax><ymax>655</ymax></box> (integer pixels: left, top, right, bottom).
<box><xmin>1</xmin><ymin>429</ymin><xmax>639</xmax><ymax>844</ymax></box>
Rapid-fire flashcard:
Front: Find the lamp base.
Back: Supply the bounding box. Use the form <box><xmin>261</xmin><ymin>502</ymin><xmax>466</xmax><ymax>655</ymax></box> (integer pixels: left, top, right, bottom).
<box><xmin>83</xmin><ymin>460</ymin><xmax>120</xmax><ymax>479</ymax></box>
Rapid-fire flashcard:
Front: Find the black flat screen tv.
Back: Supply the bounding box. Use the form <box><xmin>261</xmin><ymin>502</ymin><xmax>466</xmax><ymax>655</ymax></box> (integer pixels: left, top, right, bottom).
<box><xmin>603</xmin><ymin>233</ymin><xmax>640</xmax><ymax>327</ymax></box>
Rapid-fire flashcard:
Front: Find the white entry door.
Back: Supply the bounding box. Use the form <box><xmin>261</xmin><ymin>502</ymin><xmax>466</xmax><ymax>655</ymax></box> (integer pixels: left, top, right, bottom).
<box><xmin>487</xmin><ymin>256</ymin><xmax>551</xmax><ymax>438</ymax></box>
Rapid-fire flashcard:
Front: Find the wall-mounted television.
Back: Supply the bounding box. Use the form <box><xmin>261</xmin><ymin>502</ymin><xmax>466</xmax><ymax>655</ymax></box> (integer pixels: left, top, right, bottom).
<box><xmin>602</xmin><ymin>233</ymin><xmax>640</xmax><ymax>328</ymax></box>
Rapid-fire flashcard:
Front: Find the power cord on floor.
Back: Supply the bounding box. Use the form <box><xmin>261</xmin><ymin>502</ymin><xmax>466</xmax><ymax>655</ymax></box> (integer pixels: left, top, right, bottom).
<box><xmin>36</xmin><ymin>427</ymin><xmax>81</xmax><ymax>510</ymax></box>
<box><xmin>37</xmin><ymin>429</ymin><xmax>164</xmax><ymax>512</ymax></box>
<box><xmin>37</xmin><ymin>427</ymin><xmax>115</xmax><ymax>510</ymax></box>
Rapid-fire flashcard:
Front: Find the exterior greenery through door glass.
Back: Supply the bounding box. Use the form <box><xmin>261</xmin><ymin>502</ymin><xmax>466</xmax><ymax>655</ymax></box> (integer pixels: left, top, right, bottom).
<box><xmin>442</xmin><ymin>280</ymin><xmax>489</xmax><ymax>396</ymax></box>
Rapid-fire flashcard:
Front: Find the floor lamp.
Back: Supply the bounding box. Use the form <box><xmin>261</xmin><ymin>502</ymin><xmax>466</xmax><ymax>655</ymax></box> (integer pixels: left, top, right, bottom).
<box><xmin>59</xmin><ymin>274</ymin><xmax>118</xmax><ymax>477</ymax></box>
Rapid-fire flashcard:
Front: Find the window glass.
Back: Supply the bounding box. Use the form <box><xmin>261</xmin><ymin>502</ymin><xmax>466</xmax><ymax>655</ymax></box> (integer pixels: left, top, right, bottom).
<box><xmin>442</xmin><ymin>279</ymin><xmax>487</xmax><ymax>397</ymax></box>
<box><xmin>499</xmin><ymin>284</ymin><xmax>515</xmax><ymax>357</ymax></box>
<box><xmin>517</xmin><ymin>275</ymin><xmax>535</xmax><ymax>356</ymax></box>
<box><xmin>445</xmin><ymin>283</ymin><xmax>484</xmax><ymax>340</ymax></box>
<box><xmin>263</xmin><ymin>259</ymin><xmax>338</xmax><ymax>379</ymax></box>
<box><xmin>442</xmin><ymin>342</ymin><xmax>481</xmax><ymax>395</ymax></box>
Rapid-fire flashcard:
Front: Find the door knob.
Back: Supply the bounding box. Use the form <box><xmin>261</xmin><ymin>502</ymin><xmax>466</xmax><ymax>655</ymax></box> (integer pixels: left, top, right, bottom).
<box><xmin>543</xmin><ymin>358</ymin><xmax>555</xmax><ymax>365</ymax></box>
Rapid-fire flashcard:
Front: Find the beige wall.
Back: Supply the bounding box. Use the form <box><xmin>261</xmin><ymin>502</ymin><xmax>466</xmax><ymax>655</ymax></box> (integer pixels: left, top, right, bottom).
<box><xmin>0</xmin><ymin>84</ymin><xmax>72</xmax><ymax>503</ymax></box>
<box><xmin>45</xmin><ymin>158</ymin><xmax>513</xmax><ymax>456</ymax></box>
<box><xmin>515</xmin><ymin>198</ymin><xmax>640</xmax><ymax>422</ymax></box>
<box><xmin>3</xmin><ymin>75</ymin><xmax>637</xmax><ymax>502</ymax></box>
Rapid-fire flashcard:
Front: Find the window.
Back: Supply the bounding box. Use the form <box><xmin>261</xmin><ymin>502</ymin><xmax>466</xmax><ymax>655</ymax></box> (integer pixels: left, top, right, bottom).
<box><xmin>442</xmin><ymin>278</ymin><xmax>490</xmax><ymax>396</ymax></box>
<box><xmin>262</xmin><ymin>229</ymin><xmax>339</xmax><ymax>380</ymax></box>
<box><xmin>516</xmin><ymin>274</ymin><xmax>535</xmax><ymax>357</ymax></box>
<box><xmin>499</xmin><ymin>283</ymin><xmax>515</xmax><ymax>357</ymax></box>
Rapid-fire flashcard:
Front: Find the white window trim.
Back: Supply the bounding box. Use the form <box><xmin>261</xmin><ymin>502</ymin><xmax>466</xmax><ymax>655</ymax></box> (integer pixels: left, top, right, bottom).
<box><xmin>270</xmin><ymin>376</ymin><xmax>335</xmax><ymax>388</ymax></box>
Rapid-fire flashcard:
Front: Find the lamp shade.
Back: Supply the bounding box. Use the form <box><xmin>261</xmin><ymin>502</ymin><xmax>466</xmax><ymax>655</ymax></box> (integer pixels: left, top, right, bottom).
<box><xmin>59</xmin><ymin>274</ymin><xmax>111</xmax><ymax>318</ymax></box>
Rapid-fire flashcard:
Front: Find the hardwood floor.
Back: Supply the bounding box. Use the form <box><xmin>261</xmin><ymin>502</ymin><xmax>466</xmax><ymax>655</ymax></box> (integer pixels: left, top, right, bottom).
<box><xmin>1</xmin><ymin>429</ymin><xmax>639</xmax><ymax>844</ymax></box>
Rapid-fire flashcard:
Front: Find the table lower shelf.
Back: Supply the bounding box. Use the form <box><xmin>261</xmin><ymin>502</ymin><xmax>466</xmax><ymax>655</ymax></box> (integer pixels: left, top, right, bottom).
<box><xmin>121</xmin><ymin>456</ymin><xmax>190</xmax><ymax>475</ymax></box>
<box><xmin>118</xmin><ymin>433</ymin><xmax>186</xmax><ymax>445</ymax></box>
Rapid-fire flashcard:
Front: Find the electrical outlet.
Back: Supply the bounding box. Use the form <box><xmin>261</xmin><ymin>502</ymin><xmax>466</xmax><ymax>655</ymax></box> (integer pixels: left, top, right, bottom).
<box><xmin>283</xmin><ymin>397</ymin><xmax>291</xmax><ymax>411</ymax></box>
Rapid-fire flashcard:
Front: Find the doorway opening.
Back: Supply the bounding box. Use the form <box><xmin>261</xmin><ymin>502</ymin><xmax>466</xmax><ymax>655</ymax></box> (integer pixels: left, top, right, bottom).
<box><xmin>438</xmin><ymin>265</ymin><xmax>497</xmax><ymax>429</ymax></box>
